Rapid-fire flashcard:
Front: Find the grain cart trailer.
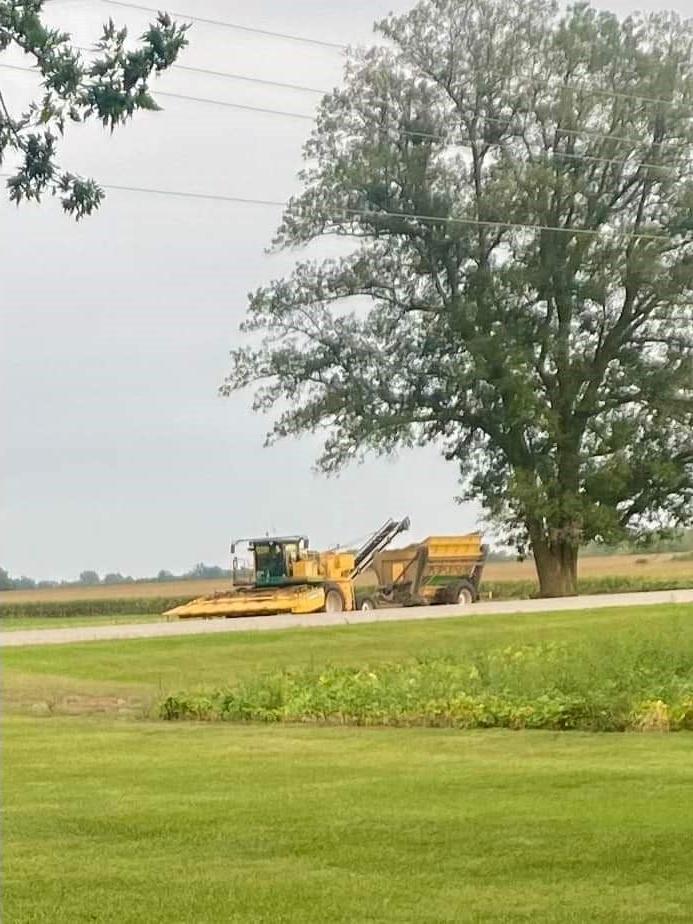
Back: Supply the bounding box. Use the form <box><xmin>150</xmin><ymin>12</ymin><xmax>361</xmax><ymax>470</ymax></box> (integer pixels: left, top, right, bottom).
<box><xmin>356</xmin><ymin>534</ymin><xmax>488</xmax><ymax>610</ymax></box>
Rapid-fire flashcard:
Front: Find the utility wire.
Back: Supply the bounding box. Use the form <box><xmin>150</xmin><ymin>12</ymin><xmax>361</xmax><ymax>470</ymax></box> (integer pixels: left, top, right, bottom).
<box><xmin>6</xmin><ymin>0</ymin><xmax>687</xmax><ymax>112</ymax></box>
<box><xmin>78</xmin><ymin>46</ymin><xmax>328</xmax><ymax>93</ymax></box>
<box><xmin>336</xmin><ymin>206</ymin><xmax>675</xmax><ymax>242</ymax></box>
<box><xmin>156</xmin><ymin>90</ymin><xmax>681</xmax><ymax>172</ymax></box>
<box><xmin>1</xmin><ymin>61</ymin><xmax>684</xmax><ymax>172</ymax></box>
<box><xmin>101</xmin><ymin>0</ymin><xmax>348</xmax><ymax>51</ymax></box>
<box><xmin>436</xmin><ymin>111</ymin><xmax>686</xmax><ymax>151</ymax></box>
<box><xmin>100</xmin><ymin>0</ymin><xmax>691</xmax><ymax>112</ymax></box>
<box><xmin>0</xmin><ymin>62</ymin><xmax>32</xmax><ymax>75</ymax></box>
<box><xmin>156</xmin><ymin>89</ymin><xmax>316</xmax><ymax>122</ymax></box>
<box><xmin>0</xmin><ymin>171</ymin><xmax>679</xmax><ymax>242</ymax></box>
<box><xmin>101</xmin><ymin>182</ymin><xmax>288</xmax><ymax>208</ymax></box>
<box><xmin>72</xmin><ymin>47</ymin><xmax>692</xmax><ymax>144</ymax></box>
<box><xmin>2</xmin><ymin>41</ymin><xmax>688</xmax><ymax>151</ymax></box>
<box><xmin>172</xmin><ymin>64</ymin><xmax>324</xmax><ymax>96</ymax></box>
<box><xmin>155</xmin><ymin>83</ymin><xmax>686</xmax><ymax>157</ymax></box>
<box><xmin>154</xmin><ymin>88</ymin><xmax>683</xmax><ymax>172</ymax></box>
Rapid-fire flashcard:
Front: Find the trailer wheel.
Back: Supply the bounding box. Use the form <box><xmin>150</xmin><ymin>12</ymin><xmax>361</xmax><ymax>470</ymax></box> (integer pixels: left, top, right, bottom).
<box><xmin>324</xmin><ymin>585</ymin><xmax>346</xmax><ymax>613</ymax></box>
<box><xmin>457</xmin><ymin>586</ymin><xmax>474</xmax><ymax>605</ymax></box>
<box><xmin>359</xmin><ymin>596</ymin><xmax>377</xmax><ymax>611</ymax></box>
<box><xmin>448</xmin><ymin>579</ymin><xmax>477</xmax><ymax>606</ymax></box>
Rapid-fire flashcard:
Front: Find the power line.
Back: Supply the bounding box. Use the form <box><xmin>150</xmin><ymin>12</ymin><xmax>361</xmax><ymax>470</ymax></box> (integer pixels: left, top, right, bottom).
<box><xmin>3</xmin><ymin>48</ymin><xmax>689</xmax><ymax>151</ymax></box>
<box><xmin>167</xmin><ymin>88</ymin><xmax>682</xmax><ymax>170</ymax></box>
<box><xmin>81</xmin><ymin>43</ymin><xmax>329</xmax><ymax>93</ymax></box>
<box><xmin>127</xmin><ymin>89</ymin><xmax>689</xmax><ymax>174</ymax></box>
<box><xmin>1</xmin><ymin>171</ymin><xmax>680</xmax><ymax>242</ymax></box>
<box><xmin>76</xmin><ymin>48</ymin><xmax>691</xmax><ymax>136</ymax></box>
<box><xmin>102</xmin><ymin>182</ymin><xmax>288</xmax><ymax>208</ymax></box>
<box><xmin>3</xmin><ymin>60</ymin><xmax>680</xmax><ymax>172</ymax></box>
<box><xmin>0</xmin><ymin>62</ymin><xmax>30</xmax><ymax>73</ymax></box>
<box><xmin>99</xmin><ymin>0</ymin><xmax>691</xmax><ymax>112</ymax></box>
<box><xmin>172</xmin><ymin>64</ymin><xmax>324</xmax><ymax>96</ymax></box>
<box><xmin>101</xmin><ymin>0</ymin><xmax>347</xmax><ymax>51</ymax></box>
<box><xmin>0</xmin><ymin>170</ymin><xmax>290</xmax><ymax>209</ymax></box>
<box><xmin>114</xmin><ymin>196</ymin><xmax>690</xmax><ymax>243</ymax></box>
<box><xmin>78</xmin><ymin>46</ymin><xmax>328</xmax><ymax>93</ymax></box>
<box><xmin>0</xmin><ymin>60</ymin><xmax>320</xmax><ymax>120</ymax></box>
<box><xmin>526</xmin><ymin>149</ymin><xmax>677</xmax><ymax>173</ymax></box>
<box><xmin>452</xmin><ymin>110</ymin><xmax>686</xmax><ymax>151</ymax></box>
<box><xmin>337</xmin><ymin>205</ymin><xmax>675</xmax><ymax>242</ymax></box>
<box><xmin>539</xmin><ymin>79</ymin><xmax>683</xmax><ymax>109</ymax></box>
<box><xmin>155</xmin><ymin>89</ymin><xmax>315</xmax><ymax>122</ymax></box>
<box><xmin>5</xmin><ymin>0</ymin><xmax>689</xmax><ymax>113</ymax></box>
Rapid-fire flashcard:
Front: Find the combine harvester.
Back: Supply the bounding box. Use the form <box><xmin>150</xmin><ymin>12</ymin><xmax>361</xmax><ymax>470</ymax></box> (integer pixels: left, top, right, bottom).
<box><xmin>165</xmin><ymin>518</ymin><xmax>488</xmax><ymax>620</ymax></box>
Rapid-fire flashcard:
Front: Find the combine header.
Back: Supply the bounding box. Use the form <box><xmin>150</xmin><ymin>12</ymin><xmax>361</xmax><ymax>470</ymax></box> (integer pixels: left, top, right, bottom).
<box><xmin>164</xmin><ymin>518</ymin><xmax>487</xmax><ymax>620</ymax></box>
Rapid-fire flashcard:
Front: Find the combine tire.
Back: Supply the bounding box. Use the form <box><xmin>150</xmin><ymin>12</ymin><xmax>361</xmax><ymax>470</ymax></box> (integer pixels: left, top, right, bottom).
<box><xmin>359</xmin><ymin>596</ymin><xmax>378</xmax><ymax>611</ymax></box>
<box><xmin>324</xmin><ymin>585</ymin><xmax>346</xmax><ymax>613</ymax></box>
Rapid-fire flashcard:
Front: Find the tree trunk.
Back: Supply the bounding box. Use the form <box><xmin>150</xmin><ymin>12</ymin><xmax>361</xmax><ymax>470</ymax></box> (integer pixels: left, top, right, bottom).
<box><xmin>530</xmin><ymin>531</ymin><xmax>579</xmax><ymax>598</ymax></box>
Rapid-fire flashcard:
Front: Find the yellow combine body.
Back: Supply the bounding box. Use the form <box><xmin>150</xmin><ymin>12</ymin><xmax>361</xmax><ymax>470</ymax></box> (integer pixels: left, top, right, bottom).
<box><xmin>164</xmin><ymin>520</ymin><xmax>487</xmax><ymax>620</ymax></box>
<box><xmin>165</xmin><ymin>544</ymin><xmax>358</xmax><ymax>620</ymax></box>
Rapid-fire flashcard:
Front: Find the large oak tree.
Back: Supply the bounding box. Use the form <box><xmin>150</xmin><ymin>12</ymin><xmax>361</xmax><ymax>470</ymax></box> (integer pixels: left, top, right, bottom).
<box><xmin>224</xmin><ymin>0</ymin><xmax>693</xmax><ymax>596</ymax></box>
<box><xmin>0</xmin><ymin>0</ymin><xmax>187</xmax><ymax>217</ymax></box>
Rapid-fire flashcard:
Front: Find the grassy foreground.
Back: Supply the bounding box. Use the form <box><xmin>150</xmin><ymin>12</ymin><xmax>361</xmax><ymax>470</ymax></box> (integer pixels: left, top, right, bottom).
<box><xmin>5</xmin><ymin>716</ymin><xmax>693</xmax><ymax>923</ymax></box>
<box><xmin>4</xmin><ymin>603</ymin><xmax>693</xmax><ymax>922</ymax></box>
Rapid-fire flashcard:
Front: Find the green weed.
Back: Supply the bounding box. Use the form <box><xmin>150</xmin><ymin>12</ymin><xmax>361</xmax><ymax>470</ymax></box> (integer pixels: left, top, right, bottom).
<box><xmin>160</xmin><ymin>629</ymin><xmax>693</xmax><ymax>732</ymax></box>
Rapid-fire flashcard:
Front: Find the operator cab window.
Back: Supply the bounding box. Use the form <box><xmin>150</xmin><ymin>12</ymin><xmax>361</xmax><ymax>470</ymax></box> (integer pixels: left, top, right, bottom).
<box><xmin>255</xmin><ymin>544</ymin><xmax>285</xmax><ymax>582</ymax></box>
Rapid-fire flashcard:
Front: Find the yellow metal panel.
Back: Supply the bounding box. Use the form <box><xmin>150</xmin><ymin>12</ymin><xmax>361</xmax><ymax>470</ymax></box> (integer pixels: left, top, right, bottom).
<box><xmin>332</xmin><ymin>578</ymin><xmax>355</xmax><ymax>611</ymax></box>
<box><xmin>422</xmin><ymin>534</ymin><xmax>483</xmax><ymax>559</ymax></box>
<box><xmin>318</xmin><ymin>551</ymin><xmax>356</xmax><ymax>579</ymax></box>
<box><xmin>292</xmin><ymin>586</ymin><xmax>328</xmax><ymax>614</ymax></box>
<box><xmin>292</xmin><ymin>559</ymin><xmax>319</xmax><ymax>580</ymax></box>
<box><xmin>165</xmin><ymin>585</ymin><xmax>326</xmax><ymax>619</ymax></box>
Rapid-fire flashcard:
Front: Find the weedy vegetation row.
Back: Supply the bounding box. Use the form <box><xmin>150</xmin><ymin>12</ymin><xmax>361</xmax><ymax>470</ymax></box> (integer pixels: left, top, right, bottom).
<box><xmin>161</xmin><ymin>627</ymin><xmax>693</xmax><ymax>732</ymax></box>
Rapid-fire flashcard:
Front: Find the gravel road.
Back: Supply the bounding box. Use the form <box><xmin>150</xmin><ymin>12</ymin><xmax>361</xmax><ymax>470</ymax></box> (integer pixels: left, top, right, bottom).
<box><xmin>2</xmin><ymin>588</ymin><xmax>692</xmax><ymax>648</ymax></box>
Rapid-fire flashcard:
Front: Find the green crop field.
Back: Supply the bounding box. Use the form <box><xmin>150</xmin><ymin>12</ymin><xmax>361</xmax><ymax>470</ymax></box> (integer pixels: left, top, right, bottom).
<box><xmin>4</xmin><ymin>603</ymin><xmax>693</xmax><ymax>922</ymax></box>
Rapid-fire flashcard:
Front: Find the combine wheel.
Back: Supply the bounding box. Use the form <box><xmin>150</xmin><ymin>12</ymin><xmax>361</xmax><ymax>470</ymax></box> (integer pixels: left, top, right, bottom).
<box><xmin>359</xmin><ymin>596</ymin><xmax>378</xmax><ymax>612</ymax></box>
<box><xmin>324</xmin><ymin>584</ymin><xmax>346</xmax><ymax>613</ymax></box>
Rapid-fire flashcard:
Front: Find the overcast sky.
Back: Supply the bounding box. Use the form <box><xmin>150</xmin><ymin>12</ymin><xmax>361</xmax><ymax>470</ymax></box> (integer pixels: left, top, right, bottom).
<box><xmin>1</xmin><ymin>0</ymin><xmax>688</xmax><ymax>581</ymax></box>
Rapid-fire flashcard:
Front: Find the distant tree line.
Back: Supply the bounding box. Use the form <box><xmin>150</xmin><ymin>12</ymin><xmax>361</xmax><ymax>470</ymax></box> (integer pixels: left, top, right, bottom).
<box><xmin>0</xmin><ymin>562</ymin><xmax>232</xmax><ymax>592</ymax></box>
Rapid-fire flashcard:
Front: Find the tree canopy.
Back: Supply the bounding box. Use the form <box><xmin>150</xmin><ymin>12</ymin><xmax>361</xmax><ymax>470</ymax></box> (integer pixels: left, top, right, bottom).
<box><xmin>0</xmin><ymin>0</ymin><xmax>187</xmax><ymax>217</ymax></box>
<box><xmin>224</xmin><ymin>0</ymin><xmax>693</xmax><ymax>596</ymax></box>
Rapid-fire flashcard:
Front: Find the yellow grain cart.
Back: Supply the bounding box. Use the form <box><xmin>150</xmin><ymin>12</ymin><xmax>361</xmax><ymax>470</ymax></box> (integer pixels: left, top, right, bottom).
<box><xmin>357</xmin><ymin>533</ymin><xmax>488</xmax><ymax>610</ymax></box>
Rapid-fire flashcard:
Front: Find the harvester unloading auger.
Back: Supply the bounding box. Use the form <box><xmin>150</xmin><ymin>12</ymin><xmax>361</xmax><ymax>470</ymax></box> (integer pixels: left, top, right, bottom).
<box><xmin>164</xmin><ymin>518</ymin><xmax>487</xmax><ymax>620</ymax></box>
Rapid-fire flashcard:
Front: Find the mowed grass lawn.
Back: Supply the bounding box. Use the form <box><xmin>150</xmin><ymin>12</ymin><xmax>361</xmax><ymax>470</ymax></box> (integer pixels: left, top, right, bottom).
<box><xmin>4</xmin><ymin>603</ymin><xmax>693</xmax><ymax>923</ymax></box>
<box><xmin>6</xmin><ymin>718</ymin><xmax>693</xmax><ymax>923</ymax></box>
